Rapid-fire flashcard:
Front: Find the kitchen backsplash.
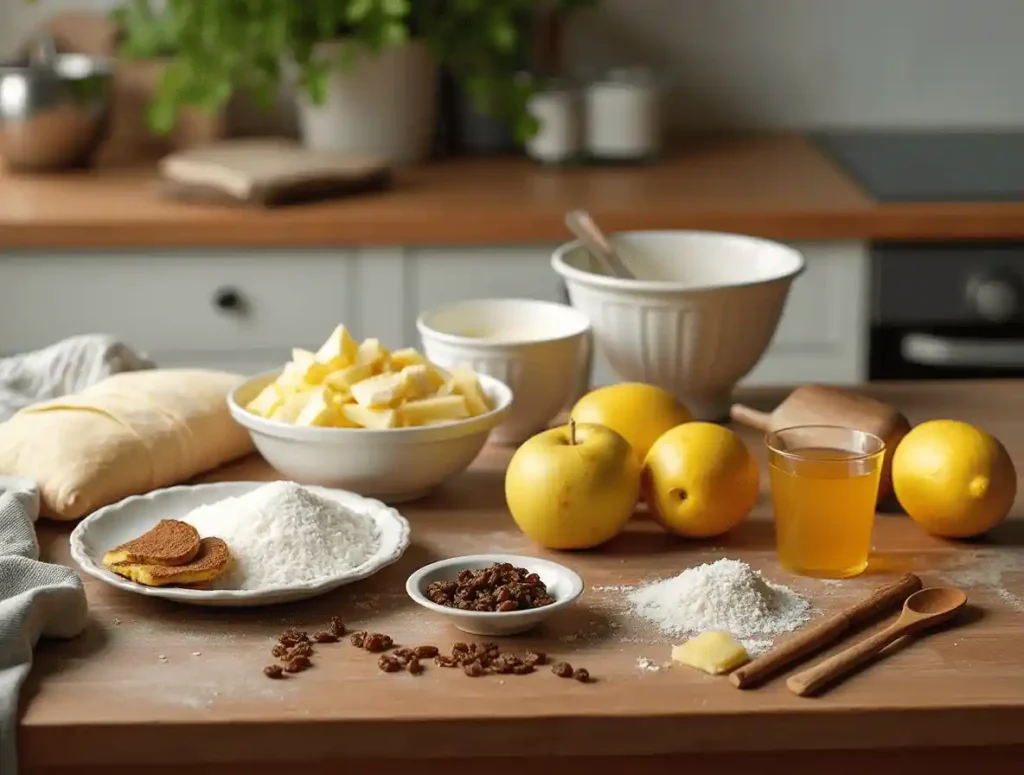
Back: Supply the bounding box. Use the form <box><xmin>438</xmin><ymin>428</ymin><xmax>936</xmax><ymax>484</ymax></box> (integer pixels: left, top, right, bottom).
<box><xmin>5</xmin><ymin>0</ymin><xmax>1024</xmax><ymax>130</ymax></box>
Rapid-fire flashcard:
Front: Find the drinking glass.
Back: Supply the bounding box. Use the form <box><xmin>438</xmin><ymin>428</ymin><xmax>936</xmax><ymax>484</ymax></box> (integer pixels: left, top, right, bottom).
<box><xmin>766</xmin><ymin>425</ymin><xmax>885</xmax><ymax>579</ymax></box>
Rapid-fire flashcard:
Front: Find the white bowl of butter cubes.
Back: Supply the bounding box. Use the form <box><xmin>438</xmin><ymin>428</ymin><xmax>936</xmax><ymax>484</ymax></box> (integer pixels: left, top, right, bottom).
<box><xmin>229</xmin><ymin>324</ymin><xmax>513</xmax><ymax>503</ymax></box>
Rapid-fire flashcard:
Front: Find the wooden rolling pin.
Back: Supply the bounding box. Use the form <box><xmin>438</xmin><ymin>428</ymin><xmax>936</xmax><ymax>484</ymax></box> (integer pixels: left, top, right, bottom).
<box><xmin>729</xmin><ymin>572</ymin><xmax>922</xmax><ymax>689</ymax></box>
<box><xmin>730</xmin><ymin>384</ymin><xmax>912</xmax><ymax>500</ymax></box>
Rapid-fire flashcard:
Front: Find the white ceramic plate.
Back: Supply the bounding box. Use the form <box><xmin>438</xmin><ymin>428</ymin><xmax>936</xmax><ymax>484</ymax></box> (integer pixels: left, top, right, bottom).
<box><xmin>70</xmin><ymin>482</ymin><xmax>410</xmax><ymax>607</ymax></box>
<box><xmin>405</xmin><ymin>554</ymin><xmax>584</xmax><ymax>636</ymax></box>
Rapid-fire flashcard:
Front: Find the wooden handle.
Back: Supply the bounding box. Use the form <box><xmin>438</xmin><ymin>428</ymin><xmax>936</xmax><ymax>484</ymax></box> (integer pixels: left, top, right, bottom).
<box><xmin>786</xmin><ymin>621</ymin><xmax>906</xmax><ymax>697</ymax></box>
<box><xmin>729</xmin><ymin>403</ymin><xmax>772</xmax><ymax>431</ymax></box>
<box><xmin>730</xmin><ymin>573</ymin><xmax>921</xmax><ymax>690</ymax></box>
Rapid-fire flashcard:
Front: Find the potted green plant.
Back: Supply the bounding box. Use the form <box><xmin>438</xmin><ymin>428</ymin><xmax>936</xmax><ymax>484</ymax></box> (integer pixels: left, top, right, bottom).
<box><xmin>109</xmin><ymin>0</ymin><xmax>597</xmax><ymax>164</ymax></box>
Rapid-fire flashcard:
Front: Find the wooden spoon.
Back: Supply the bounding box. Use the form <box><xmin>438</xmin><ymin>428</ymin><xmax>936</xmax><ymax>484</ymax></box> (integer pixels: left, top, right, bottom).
<box><xmin>564</xmin><ymin>209</ymin><xmax>634</xmax><ymax>279</ymax></box>
<box><xmin>786</xmin><ymin>587</ymin><xmax>968</xmax><ymax>697</ymax></box>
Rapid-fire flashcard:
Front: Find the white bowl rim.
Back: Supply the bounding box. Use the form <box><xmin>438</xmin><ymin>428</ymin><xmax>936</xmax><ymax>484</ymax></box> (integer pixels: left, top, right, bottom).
<box><xmin>228</xmin><ymin>369</ymin><xmax>513</xmax><ymax>443</ymax></box>
<box><xmin>416</xmin><ymin>297</ymin><xmax>592</xmax><ymax>348</ymax></box>
<box><xmin>551</xmin><ymin>230</ymin><xmax>807</xmax><ymax>293</ymax></box>
<box><xmin>405</xmin><ymin>553</ymin><xmax>585</xmax><ymax>620</ymax></box>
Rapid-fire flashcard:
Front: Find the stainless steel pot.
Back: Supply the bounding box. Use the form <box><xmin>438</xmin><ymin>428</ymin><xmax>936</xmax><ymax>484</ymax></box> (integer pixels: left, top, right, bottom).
<box><xmin>0</xmin><ymin>46</ymin><xmax>112</xmax><ymax>171</ymax></box>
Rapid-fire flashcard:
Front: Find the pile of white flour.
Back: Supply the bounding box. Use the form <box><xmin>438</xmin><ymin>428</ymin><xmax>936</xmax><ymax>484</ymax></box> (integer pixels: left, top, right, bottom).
<box><xmin>184</xmin><ymin>481</ymin><xmax>381</xmax><ymax>590</ymax></box>
<box><xmin>627</xmin><ymin>558</ymin><xmax>811</xmax><ymax>654</ymax></box>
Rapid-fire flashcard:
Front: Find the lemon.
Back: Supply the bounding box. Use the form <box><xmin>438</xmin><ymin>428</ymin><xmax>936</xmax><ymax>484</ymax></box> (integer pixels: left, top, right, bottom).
<box><xmin>643</xmin><ymin>422</ymin><xmax>760</xmax><ymax>538</ymax></box>
<box><xmin>570</xmin><ymin>383</ymin><xmax>692</xmax><ymax>463</ymax></box>
<box><xmin>892</xmin><ymin>419</ymin><xmax>1017</xmax><ymax>538</ymax></box>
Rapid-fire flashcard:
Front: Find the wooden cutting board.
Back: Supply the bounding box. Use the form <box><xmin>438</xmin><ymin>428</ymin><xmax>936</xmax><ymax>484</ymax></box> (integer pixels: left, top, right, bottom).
<box><xmin>158</xmin><ymin>138</ymin><xmax>393</xmax><ymax>206</ymax></box>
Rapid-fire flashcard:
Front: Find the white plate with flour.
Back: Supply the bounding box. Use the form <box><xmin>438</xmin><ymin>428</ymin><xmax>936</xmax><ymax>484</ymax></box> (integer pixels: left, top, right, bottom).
<box><xmin>69</xmin><ymin>481</ymin><xmax>410</xmax><ymax>607</ymax></box>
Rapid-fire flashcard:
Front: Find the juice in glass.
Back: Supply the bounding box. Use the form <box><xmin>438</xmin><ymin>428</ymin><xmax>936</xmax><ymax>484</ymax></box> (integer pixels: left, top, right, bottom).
<box><xmin>766</xmin><ymin>426</ymin><xmax>885</xmax><ymax>579</ymax></box>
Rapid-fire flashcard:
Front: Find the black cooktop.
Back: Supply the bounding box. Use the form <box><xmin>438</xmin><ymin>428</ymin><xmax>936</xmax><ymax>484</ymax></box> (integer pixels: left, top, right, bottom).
<box><xmin>813</xmin><ymin>131</ymin><xmax>1024</xmax><ymax>203</ymax></box>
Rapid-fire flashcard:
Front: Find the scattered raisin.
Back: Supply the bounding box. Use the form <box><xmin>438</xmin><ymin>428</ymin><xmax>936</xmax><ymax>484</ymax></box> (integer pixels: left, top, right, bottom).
<box><xmin>328</xmin><ymin>617</ymin><xmax>346</xmax><ymax>637</ymax></box>
<box><xmin>463</xmin><ymin>662</ymin><xmax>485</xmax><ymax>677</ymax></box>
<box><xmin>513</xmin><ymin>663</ymin><xmax>535</xmax><ymax>675</ymax></box>
<box><xmin>414</xmin><ymin>645</ymin><xmax>439</xmax><ymax>659</ymax></box>
<box><xmin>263</xmin><ymin>664</ymin><xmax>285</xmax><ymax>679</ymax></box>
<box><xmin>313</xmin><ymin>630</ymin><xmax>338</xmax><ymax>644</ymax></box>
<box><xmin>407</xmin><ymin>658</ymin><xmax>423</xmax><ymax>675</ymax></box>
<box><xmin>286</xmin><ymin>641</ymin><xmax>313</xmax><ymax>659</ymax></box>
<box><xmin>377</xmin><ymin>655</ymin><xmax>401</xmax><ymax>673</ymax></box>
<box><xmin>525</xmin><ymin>651</ymin><xmax>546</xmax><ymax>666</ymax></box>
<box><xmin>435</xmin><ymin>655</ymin><xmax>458</xmax><ymax>668</ymax></box>
<box><xmin>363</xmin><ymin>633</ymin><xmax>393</xmax><ymax>652</ymax></box>
<box><xmin>279</xmin><ymin>629</ymin><xmax>309</xmax><ymax>647</ymax></box>
<box><xmin>425</xmin><ymin>562</ymin><xmax>556</xmax><ymax>613</ymax></box>
<box><xmin>349</xmin><ymin>631</ymin><xmax>367</xmax><ymax>648</ymax></box>
<box><xmin>552</xmin><ymin>662</ymin><xmax>574</xmax><ymax>678</ymax></box>
<box><xmin>270</xmin><ymin>644</ymin><xmax>287</xmax><ymax>659</ymax></box>
<box><xmin>285</xmin><ymin>655</ymin><xmax>311</xmax><ymax>673</ymax></box>
<box><xmin>573</xmin><ymin>668</ymin><xmax>591</xmax><ymax>683</ymax></box>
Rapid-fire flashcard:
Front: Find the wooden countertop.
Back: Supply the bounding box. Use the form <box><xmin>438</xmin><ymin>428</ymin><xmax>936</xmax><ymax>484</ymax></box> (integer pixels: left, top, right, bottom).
<box><xmin>5</xmin><ymin>134</ymin><xmax>1024</xmax><ymax>249</ymax></box>
<box><xmin>22</xmin><ymin>380</ymin><xmax>1024</xmax><ymax>774</ymax></box>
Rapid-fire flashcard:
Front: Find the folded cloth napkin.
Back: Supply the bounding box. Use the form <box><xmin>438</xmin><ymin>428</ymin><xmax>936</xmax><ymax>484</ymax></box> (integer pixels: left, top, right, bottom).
<box><xmin>0</xmin><ymin>476</ymin><xmax>88</xmax><ymax>774</ymax></box>
<box><xmin>0</xmin><ymin>334</ymin><xmax>154</xmax><ymax>422</ymax></box>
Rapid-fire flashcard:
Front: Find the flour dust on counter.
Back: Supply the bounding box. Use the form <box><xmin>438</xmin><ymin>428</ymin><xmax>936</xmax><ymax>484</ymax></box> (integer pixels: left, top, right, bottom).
<box><xmin>183</xmin><ymin>481</ymin><xmax>382</xmax><ymax>590</ymax></box>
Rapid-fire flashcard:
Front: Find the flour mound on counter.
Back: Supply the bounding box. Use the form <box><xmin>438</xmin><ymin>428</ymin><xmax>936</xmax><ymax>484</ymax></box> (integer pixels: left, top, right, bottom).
<box><xmin>627</xmin><ymin>559</ymin><xmax>810</xmax><ymax>653</ymax></box>
<box><xmin>184</xmin><ymin>481</ymin><xmax>381</xmax><ymax>590</ymax></box>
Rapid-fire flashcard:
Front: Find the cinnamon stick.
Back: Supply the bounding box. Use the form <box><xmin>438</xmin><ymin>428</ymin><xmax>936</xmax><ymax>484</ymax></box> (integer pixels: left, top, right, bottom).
<box><xmin>729</xmin><ymin>572</ymin><xmax>922</xmax><ymax>689</ymax></box>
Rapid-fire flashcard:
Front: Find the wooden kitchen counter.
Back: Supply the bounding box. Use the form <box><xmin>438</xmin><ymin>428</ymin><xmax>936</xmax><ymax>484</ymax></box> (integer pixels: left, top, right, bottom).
<box><xmin>22</xmin><ymin>380</ymin><xmax>1024</xmax><ymax>775</ymax></box>
<box><xmin>5</xmin><ymin>134</ymin><xmax>1024</xmax><ymax>249</ymax></box>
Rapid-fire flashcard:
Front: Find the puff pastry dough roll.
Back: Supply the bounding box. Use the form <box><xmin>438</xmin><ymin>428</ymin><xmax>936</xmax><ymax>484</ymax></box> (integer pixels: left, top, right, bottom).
<box><xmin>0</xmin><ymin>369</ymin><xmax>254</xmax><ymax>520</ymax></box>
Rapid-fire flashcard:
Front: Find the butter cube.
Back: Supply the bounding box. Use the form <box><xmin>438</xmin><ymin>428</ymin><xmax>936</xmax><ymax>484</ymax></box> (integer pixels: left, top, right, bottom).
<box><xmin>400</xmin><ymin>364</ymin><xmax>435</xmax><ymax>400</ymax></box>
<box><xmin>246</xmin><ymin>382</ymin><xmax>283</xmax><ymax>417</ymax></box>
<box><xmin>295</xmin><ymin>387</ymin><xmax>338</xmax><ymax>427</ymax></box>
<box><xmin>399</xmin><ymin>395</ymin><xmax>470</xmax><ymax>426</ymax></box>
<box><xmin>356</xmin><ymin>338</ymin><xmax>391</xmax><ymax>373</ymax></box>
<box><xmin>315</xmin><ymin>324</ymin><xmax>359</xmax><ymax>367</ymax></box>
<box><xmin>449</xmin><ymin>368</ymin><xmax>490</xmax><ymax>416</ymax></box>
<box><xmin>342</xmin><ymin>403</ymin><xmax>398</xmax><ymax>429</ymax></box>
<box><xmin>324</xmin><ymin>362</ymin><xmax>372</xmax><ymax>390</ymax></box>
<box><xmin>390</xmin><ymin>348</ymin><xmax>426</xmax><ymax>370</ymax></box>
<box><xmin>671</xmin><ymin>631</ymin><xmax>749</xmax><ymax>675</ymax></box>
<box><xmin>351</xmin><ymin>372</ymin><xmax>406</xmax><ymax>408</ymax></box>
<box><xmin>270</xmin><ymin>391</ymin><xmax>313</xmax><ymax>424</ymax></box>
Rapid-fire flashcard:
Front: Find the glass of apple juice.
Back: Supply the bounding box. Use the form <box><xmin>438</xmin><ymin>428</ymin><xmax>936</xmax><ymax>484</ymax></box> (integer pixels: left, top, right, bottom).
<box><xmin>765</xmin><ymin>425</ymin><xmax>885</xmax><ymax>579</ymax></box>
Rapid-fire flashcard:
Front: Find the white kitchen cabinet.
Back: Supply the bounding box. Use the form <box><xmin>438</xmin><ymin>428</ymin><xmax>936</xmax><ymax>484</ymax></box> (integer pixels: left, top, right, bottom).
<box><xmin>0</xmin><ymin>240</ymin><xmax>868</xmax><ymax>386</ymax></box>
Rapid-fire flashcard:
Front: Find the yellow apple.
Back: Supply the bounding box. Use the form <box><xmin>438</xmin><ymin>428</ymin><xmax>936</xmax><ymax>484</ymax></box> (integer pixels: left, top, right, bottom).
<box><xmin>505</xmin><ymin>420</ymin><xmax>641</xmax><ymax>550</ymax></box>
<box><xmin>570</xmin><ymin>383</ymin><xmax>692</xmax><ymax>463</ymax></box>
<box><xmin>643</xmin><ymin>422</ymin><xmax>759</xmax><ymax>538</ymax></box>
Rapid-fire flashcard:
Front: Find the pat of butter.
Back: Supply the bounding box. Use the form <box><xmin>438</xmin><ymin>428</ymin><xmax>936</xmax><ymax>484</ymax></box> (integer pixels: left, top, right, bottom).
<box><xmin>671</xmin><ymin>631</ymin><xmax>749</xmax><ymax>675</ymax></box>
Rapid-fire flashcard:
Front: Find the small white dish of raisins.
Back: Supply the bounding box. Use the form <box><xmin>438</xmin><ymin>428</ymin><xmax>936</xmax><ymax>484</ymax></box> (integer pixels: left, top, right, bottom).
<box><xmin>405</xmin><ymin>554</ymin><xmax>584</xmax><ymax>636</ymax></box>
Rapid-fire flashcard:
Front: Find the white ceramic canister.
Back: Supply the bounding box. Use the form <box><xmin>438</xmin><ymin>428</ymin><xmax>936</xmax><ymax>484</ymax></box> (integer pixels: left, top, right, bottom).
<box><xmin>525</xmin><ymin>80</ymin><xmax>581</xmax><ymax>165</ymax></box>
<box><xmin>584</xmin><ymin>67</ymin><xmax>662</xmax><ymax>162</ymax></box>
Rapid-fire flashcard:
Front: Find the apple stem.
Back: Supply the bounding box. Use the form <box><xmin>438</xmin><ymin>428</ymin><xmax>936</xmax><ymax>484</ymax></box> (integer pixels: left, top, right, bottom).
<box><xmin>569</xmin><ymin>417</ymin><xmax>577</xmax><ymax>446</ymax></box>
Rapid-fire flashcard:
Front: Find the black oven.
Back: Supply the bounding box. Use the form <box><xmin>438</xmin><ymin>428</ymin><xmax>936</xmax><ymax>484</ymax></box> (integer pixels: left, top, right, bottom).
<box><xmin>869</xmin><ymin>242</ymin><xmax>1024</xmax><ymax>380</ymax></box>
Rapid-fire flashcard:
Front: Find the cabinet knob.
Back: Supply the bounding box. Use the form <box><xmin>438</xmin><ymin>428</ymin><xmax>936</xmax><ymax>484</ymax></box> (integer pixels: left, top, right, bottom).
<box><xmin>213</xmin><ymin>287</ymin><xmax>246</xmax><ymax>314</ymax></box>
<box><xmin>966</xmin><ymin>272</ymin><xmax>1021</xmax><ymax>323</ymax></box>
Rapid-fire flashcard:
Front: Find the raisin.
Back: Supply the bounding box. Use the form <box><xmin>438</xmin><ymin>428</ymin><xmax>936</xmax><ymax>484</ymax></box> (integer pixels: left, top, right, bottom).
<box><xmin>413</xmin><ymin>645</ymin><xmax>439</xmax><ymax>659</ymax></box>
<box><xmin>328</xmin><ymin>617</ymin><xmax>346</xmax><ymax>637</ymax></box>
<box><xmin>363</xmin><ymin>633</ymin><xmax>393</xmax><ymax>652</ymax></box>
<box><xmin>463</xmin><ymin>662</ymin><xmax>485</xmax><ymax>677</ymax></box>
<box><xmin>497</xmin><ymin>600</ymin><xmax>518</xmax><ymax>612</ymax></box>
<box><xmin>285</xmin><ymin>655</ymin><xmax>311</xmax><ymax>673</ymax></box>
<box><xmin>271</xmin><ymin>644</ymin><xmax>287</xmax><ymax>659</ymax></box>
<box><xmin>573</xmin><ymin>668</ymin><xmax>591</xmax><ymax>683</ymax></box>
<box><xmin>407</xmin><ymin>658</ymin><xmax>423</xmax><ymax>675</ymax></box>
<box><xmin>286</xmin><ymin>642</ymin><xmax>313</xmax><ymax>659</ymax></box>
<box><xmin>525</xmin><ymin>651</ymin><xmax>546</xmax><ymax>666</ymax></box>
<box><xmin>279</xmin><ymin>629</ymin><xmax>308</xmax><ymax>647</ymax></box>
<box><xmin>424</xmin><ymin>563</ymin><xmax>555</xmax><ymax>612</ymax></box>
<box><xmin>513</xmin><ymin>663</ymin><xmax>535</xmax><ymax>675</ymax></box>
<box><xmin>349</xmin><ymin>631</ymin><xmax>367</xmax><ymax>648</ymax></box>
<box><xmin>435</xmin><ymin>655</ymin><xmax>458</xmax><ymax>668</ymax></box>
<box><xmin>552</xmin><ymin>662</ymin><xmax>574</xmax><ymax>678</ymax></box>
<box><xmin>313</xmin><ymin>630</ymin><xmax>338</xmax><ymax>644</ymax></box>
<box><xmin>263</xmin><ymin>664</ymin><xmax>285</xmax><ymax>679</ymax></box>
<box><xmin>377</xmin><ymin>655</ymin><xmax>401</xmax><ymax>673</ymax></box>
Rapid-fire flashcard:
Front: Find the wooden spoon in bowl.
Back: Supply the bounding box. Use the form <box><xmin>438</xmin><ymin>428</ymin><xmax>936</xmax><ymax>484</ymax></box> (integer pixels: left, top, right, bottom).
<box><xmin>564</xmin><ymin>209</ymin><xmax>634</xmax><ymax>280</ymax></box>
<box><xmin>787</xmin><ymin>587</ymin><xmax>968</xmax><ymax>697</ymax></box>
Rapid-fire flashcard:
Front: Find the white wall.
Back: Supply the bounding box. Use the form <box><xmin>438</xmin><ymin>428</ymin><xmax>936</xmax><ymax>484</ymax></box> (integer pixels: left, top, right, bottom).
<box><xmin>5</xmin><ymin>0</ymin><xmax>1024</xmax><ymax>130</ymax></box>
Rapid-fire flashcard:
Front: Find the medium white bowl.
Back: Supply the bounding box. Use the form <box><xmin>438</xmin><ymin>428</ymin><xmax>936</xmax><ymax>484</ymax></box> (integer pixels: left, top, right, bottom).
<box><xmin>228</xmin><ymin>370</ymin><xmax>513</xmax><ymax>503</ymax></box>
<box><xmin>552</xmin><ymin>231</ymin><xmax>805</xmax><ymax>421</ymax></box>
<box><xmin>405</xmin><ymin>554</ymin><xmax>585</xmax><ymax>636</ymax></box>
<box><xmin>417</xmin><ymin>298</ymin><xmax>591</xmax><ymax>444</ymax></box>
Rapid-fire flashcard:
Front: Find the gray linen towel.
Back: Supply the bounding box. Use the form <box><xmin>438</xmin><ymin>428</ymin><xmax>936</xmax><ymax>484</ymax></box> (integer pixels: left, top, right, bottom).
<box><xmin>0</xmin><ymin>476</ymin><xmax>88</xmax><ymax>774</ymax></box>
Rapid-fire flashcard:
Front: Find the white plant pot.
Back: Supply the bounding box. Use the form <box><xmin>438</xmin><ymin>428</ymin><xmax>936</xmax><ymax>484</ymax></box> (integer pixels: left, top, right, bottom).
<box><xmin>296</xmin><ymin>40</ymin><xmax>438</xmax><ymax>165</ymax></box>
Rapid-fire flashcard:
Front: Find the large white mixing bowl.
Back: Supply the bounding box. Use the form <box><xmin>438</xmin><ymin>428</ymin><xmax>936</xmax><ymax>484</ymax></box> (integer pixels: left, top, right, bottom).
<box><xmin>552</xmin><ymin>231</ymin><xmax>805</xmax><ymax>421</ymax></box>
